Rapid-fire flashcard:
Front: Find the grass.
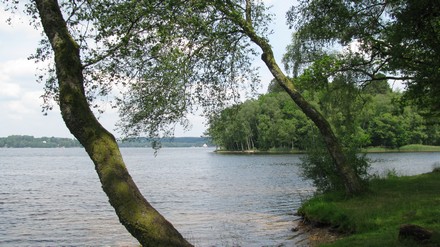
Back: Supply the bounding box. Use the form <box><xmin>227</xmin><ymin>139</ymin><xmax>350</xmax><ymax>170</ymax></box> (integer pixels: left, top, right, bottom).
<box><xmin>399</xmin><ymin>144</ymin><xmax>440</xmax><ymax>152</ymax></box>
<box><xmin>298</xmin><ymin>170</ymin><xmax>440</xmax><ymax>246</ymax></box>
<box><xmin>216</xmin><ymin>145</ymin><xmax>440</xmax><ymax>154</ymax></box>
<box><xmin>364</xmin><ymin>144</ymin><xmax>440</xmax><ymax>153</ymax></box>
<box><xmin>214</xmin><ymin>148</ymin><xmax>304</xmax><ymax>154</ymax></box>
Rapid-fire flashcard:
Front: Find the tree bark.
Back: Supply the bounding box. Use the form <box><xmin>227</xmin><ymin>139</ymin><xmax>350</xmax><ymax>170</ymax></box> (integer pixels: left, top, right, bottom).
<box><xmin>34</xmin><ymin>1</ymin><xmax>192</xmax><ymax>246</ymax></box>
<box><xmin>261</xmin><ymin>51</ymin><xmax>364</xmax><ymax>195</ymax></box>
<box><xmin>235</xmin><ymin>0</ymin><xmax>364</xmax><ymax>195</ymax></box>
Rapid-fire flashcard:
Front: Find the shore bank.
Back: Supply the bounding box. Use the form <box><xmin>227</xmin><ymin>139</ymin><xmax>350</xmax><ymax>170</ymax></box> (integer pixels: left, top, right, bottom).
<box><xmin>214</xmin><ymin>144</ymin><xmax>440</xmax><ymax>155</ymax></box>
<box><xmin>297</xmin><ymin>170</ymin><xmax>440</xmax><ymax>246</ymax></box>
<box><xmin>293</xmin><ymin>220</ymin><xmax>343</xmax><ymax>246</ymax></box>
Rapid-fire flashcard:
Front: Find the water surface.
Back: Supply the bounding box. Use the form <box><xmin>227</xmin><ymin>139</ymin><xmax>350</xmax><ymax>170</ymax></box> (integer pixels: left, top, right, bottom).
<box><xmin>0</xmin><ymin>148</ymin><xmax>438</xmax><ymax>246</ymax></box>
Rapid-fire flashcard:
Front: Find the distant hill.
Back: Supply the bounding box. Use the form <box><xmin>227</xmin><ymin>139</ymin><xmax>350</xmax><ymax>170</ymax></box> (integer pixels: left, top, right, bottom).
<box><xmin>0</xmin><ymin>135</ymin><xmax>81</xmax><ymax>148</ymax></box>
<box><xmin>118</xmin><ymin>137</ymin><xmax>212</xmax><ymax>148</ymax></box>
<box><xmin>0</xmin><ymin>135</ymin><xmax>212</xmax><ymax>148</ymax></box>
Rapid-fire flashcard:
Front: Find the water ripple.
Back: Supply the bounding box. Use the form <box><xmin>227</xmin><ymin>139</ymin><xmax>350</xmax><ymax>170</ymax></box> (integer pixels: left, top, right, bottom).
<box><xmin>1</xmin><ymin>148</ymin><xmax>434</xmax><ymax>246</ymax></box>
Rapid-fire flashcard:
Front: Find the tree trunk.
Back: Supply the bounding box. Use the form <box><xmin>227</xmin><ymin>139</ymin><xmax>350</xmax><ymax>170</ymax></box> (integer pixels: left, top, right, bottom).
<box><xmin>34</xmin><ymin>1</ymin><xmax>192</xmax><ymax>246</ymax></box>
<box><xmin>261</xmin><ymin>52</ymin><xmax>363</xmax><ymax>196</ymax></box>
<box><xmin>236</xmin><ymin>1</ymin><xmax>364</xmax><ymax>195</ymax></box>
<box><xmin>262</xmin><ymin>52</ymin><xmax>363</xmax><ymax>195</ymax></box>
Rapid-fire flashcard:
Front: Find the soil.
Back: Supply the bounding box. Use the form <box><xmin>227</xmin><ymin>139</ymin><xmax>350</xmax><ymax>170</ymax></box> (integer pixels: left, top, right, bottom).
<box><xmin>293</xmin><ymin>220</ymin><xmax>344</xmax><ymax>246</ymax></box>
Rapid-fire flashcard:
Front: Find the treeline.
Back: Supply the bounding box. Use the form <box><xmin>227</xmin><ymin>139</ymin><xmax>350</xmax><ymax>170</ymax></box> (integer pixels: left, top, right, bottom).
<box><xmin>207</xmin><ymin>80</ymin><xmax>440</xmax><ymax>151</ymax></box>
<box><xmin>0</xmin><ymin>135</ymin><xmax>211</xmax><ymax>148</ymax></box>
<box><xmin>118</xmin><ymin>137</ymin><xmax>212</xmax><ymax>148</ymax></box>
<box><xmin>0</xmin><ymin>135</ymin><xmax>81</xmax><ymax>148</ymax></box>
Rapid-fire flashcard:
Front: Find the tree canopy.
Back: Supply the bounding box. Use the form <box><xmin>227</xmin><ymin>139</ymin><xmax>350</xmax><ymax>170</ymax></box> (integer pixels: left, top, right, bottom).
<box><xmin>4</xmin><ymin>0</ymin><xmax>316</xmax><ymax>244</ymax></box>
<box><xmin>14</xmin><ymin>0</ymin><xmax>269</xmax><ymax>140</ymax></box>
<box><xmin>286</xmin><ymin>0</ymin><xmax>440</xmax><ymax>117</ymax></box>
<box><xmin>3</xmin><ymin>5</ymin><xmax>370</xmax><ymax>245</ymax></box>
<box><xmin>7</xmin><ymin>0</ymin><xmax>365</xmax><ymax>194</ymax></box>
<box><xmin>208</xmin><ymin>80</ymin><xmax>440</xmax><ymax>151</ymax></box>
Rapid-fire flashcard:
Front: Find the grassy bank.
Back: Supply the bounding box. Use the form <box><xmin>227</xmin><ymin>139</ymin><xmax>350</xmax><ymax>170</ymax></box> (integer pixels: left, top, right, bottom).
<box><xmin>363</xmin><ymin>144</ymin><xmax>440</xmax><ymax>153</ymax></box>
<box><xmin>214</xmin><ymin>148</ymin><xmax>304</xmax><ymax>154</ymax></box>
<box><xmin>215</xmin><ymin>145</ymin><xmax>440</xmax><ymax>154</ymax></box>
<box><xmin>298</xmin><ymin>170</ymin><xmax>440</xmax><ymax>246</ymax></box>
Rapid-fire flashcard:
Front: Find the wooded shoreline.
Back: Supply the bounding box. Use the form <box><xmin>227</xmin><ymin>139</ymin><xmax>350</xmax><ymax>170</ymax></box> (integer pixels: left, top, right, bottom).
<box><xmin>214</xmin><ymin>144</ymin><xmax>440</xmax><ymax>154</ymax></box>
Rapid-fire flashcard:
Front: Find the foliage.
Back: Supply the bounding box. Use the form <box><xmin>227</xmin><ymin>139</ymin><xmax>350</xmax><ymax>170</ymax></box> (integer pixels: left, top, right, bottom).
<box><xmin>286</xmin><ymin>0</ymin><xmax>440</xmax><ymax>118</ymax></box>
<box><xmin>1</xmin><ymin>0</ymin><xmax>272</xmax><ymax>140</ymax></box>
<box><xmin>299</xmin><ymin>131</ymin><xmax>370</xmax><ymax>192</ymax></box>
<box><xmin>207</xmin><ymin>79</ymin><xmax>440</xmax><ymax>151</ymax></box>
<box><xmin>207</xmin><ymin>92</ymin><xmax>314</xmax><ymax>151</ymax></box>
<box><xmin>298</xmin><ymin>172</ymin><xmax>440</xmax><ymax>246</ymax></box>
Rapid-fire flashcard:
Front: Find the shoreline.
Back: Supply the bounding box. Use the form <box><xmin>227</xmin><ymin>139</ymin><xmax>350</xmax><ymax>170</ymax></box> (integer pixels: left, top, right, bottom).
<box><xmin>214</xmin><ymin>149</ymin><xmax>305</xmax><ymax>155</ymax></box>
<box><xmin>214</xmin><ymin>144</ymin><xmax>440</xmax><ymax>155</ymax></box>
<box><xmin>294</xmin><ymin>220</ymin><xmax>343</xmax><ymax>247</ymax></box>
<box><xmin>295</xmin><ymin>171</ymin><xmax>440</xmax><ymax>246</ymax></box>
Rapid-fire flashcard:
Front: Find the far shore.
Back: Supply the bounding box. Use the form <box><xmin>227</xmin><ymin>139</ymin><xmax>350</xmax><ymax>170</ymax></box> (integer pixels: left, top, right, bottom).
<box><xmin>214</xmin><ymin>144</ymin><xmax>440</xmax><ymax>155</ymax></box>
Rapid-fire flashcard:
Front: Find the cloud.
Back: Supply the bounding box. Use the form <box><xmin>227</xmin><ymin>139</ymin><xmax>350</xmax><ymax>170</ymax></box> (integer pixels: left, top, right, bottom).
<box><xmin>0</xmin><ymin>58</ymin><xmax>37</xmax><ymax>76</ymax></box>
<box><xmin>0</xmin><ymin>1</ymin><xmax>295</xmax><ymax>138</ymax></box>
<box><xmin>0</xmin><ymin>81</ymin><xmax>21</xmax><ymax>99</ymax></box>
<box><xmin>1</xmin><ymin>90</ymin><xmax>42</xmax><ymax>119</ymax></box>
<box><xmin>0</xmin><ymin>58</ymin><xmax>42</xmax><ymax>100</ymax></box>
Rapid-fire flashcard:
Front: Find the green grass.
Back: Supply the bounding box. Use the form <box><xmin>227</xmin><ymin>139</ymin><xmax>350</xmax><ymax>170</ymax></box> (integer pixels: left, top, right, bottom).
<box><xmin>399</xmin><ymin>144</ymin><xmax>440</xmax><ymax>152</ymax></box>
<box><xmin>298</xmin><ymin>170</ymin><xmax>440</xmax><ymax>246</ymax></box>
<box><xmin>216</xmin><ymin>145</ymin><xmax>440</xmax><ymax>154</ymax></box>
<box><xmin>364</xmin><ymin>144</ymin><xmax>440</xmax><ymax>153</ymax></box>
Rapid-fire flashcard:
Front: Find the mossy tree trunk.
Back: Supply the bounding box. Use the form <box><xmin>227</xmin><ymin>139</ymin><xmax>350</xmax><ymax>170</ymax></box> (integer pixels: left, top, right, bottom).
<box><xmin>260</xmin><ymin>48</ymin><xmax>364</xmax><ymax>195</ymax></box>
<box><xmin>34</xmin><ymin>1</ymin><xmax>192</xmax><ymax>246</ymax></box>
<box><xmin>224</xmin><ymin>0</ymin><xmax>364</xmax><ymax>195</ymax></box>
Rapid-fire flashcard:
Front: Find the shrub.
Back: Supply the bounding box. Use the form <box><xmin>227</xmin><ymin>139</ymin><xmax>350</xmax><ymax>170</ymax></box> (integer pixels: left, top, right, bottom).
<box><xmin>299</xmin><ymin>134</ymin><xmax>370</xmax><ymax>192</ymax></box>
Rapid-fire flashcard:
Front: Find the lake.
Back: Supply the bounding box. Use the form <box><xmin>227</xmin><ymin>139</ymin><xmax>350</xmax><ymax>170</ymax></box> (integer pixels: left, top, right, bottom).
<box><xmin>0</xmin><ymin>148</ymin><xmax>438</xmax><ymax>246</ymax></box>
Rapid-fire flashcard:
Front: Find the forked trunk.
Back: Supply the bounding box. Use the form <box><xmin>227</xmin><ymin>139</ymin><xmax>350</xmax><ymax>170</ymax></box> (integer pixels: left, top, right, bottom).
<box><xmin>34</xmin><ymin>0</ymin><xmax>192</xmax><ymax>246</ymax></box>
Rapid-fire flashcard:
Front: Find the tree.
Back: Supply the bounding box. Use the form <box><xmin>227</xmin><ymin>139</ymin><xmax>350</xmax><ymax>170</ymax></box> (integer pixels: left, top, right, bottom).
<box><xmin>6</xmin><ymin>2</ymin><xmax>366</xmax><ymax>245</ymax></box>
<box><xmin>287</xmin><ymin>0</ymin><xmax>440</xmax><ymax>117</ymax></box>
<box><xmin>207</xmin><ymin>90</ymin><xmax>317</xmax><ymax>152</ymax></box>
<box><xmin>18</xmin><ymin>1</ymin><xmax>192</xmax><ymax>246</ymax></box>
<box><xmin>210</xmin><ymin>0</ymin><xmax>365</xmax><ymax>194</ymax></box>
<box><xmin>75</xmin><ymin>0</ymin><xmax>364</xmax><ymax>193</ymax></box>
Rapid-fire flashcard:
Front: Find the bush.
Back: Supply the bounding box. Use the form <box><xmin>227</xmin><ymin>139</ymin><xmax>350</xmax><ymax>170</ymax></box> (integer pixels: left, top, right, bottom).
<box><xmin>299</xmin><ymin>134</ymin><xmax>370</xmax><ymax>192</ymax></box>
<box><xmin>432</xmin><ymin>162</ymin><xmax>440</xmax><ymax>173</ymax></box>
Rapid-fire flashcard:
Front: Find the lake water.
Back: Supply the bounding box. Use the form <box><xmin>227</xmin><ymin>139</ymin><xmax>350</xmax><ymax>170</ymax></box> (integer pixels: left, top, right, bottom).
<box><xmin>0</xmin><ymin>148</ymin><xmax>438</xmax><ymax>246</ymax></box>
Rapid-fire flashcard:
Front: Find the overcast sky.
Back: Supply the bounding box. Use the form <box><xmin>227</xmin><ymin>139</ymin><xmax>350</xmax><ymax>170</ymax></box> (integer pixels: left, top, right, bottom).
<box><xmin>0</xmin><ymin>0</ymin><xmax>294</xmax><ymax>138</ymax></box>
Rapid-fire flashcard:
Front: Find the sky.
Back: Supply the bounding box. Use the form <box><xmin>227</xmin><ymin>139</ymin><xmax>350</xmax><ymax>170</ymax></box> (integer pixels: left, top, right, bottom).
<box><xmin>0</xmin><ymin>0</ymin><xmax>295</xmax><ymax>138</ymax></box>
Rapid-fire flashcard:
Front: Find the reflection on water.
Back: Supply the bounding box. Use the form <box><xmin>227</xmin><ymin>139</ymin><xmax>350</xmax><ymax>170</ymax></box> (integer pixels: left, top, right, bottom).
<box><xmin>0</xmin><ymin>148</ymin><xmax>437</xmax><ymax>246</ymax></box>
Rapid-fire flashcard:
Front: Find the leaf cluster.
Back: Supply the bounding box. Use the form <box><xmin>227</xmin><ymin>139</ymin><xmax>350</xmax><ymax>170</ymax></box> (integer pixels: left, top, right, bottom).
<box><xmin>285</xmin><ymin>0</ymin><xmax>440</xmax><ymax>118</ymax></box>
<box><xmin>207</xmin><ymin>76</ymin><xmax>440</xmax><ymax>191</ymax></box>
<box><xmin>7</xmin><ymin>0</ymin><xmax>273</xmax><ymax>140</ymax></box>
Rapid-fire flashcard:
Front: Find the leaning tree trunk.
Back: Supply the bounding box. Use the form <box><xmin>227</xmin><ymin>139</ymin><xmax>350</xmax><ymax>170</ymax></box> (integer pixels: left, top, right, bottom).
<box><xmin>232</xmin><ymin>1</ymin><xmax>364</xmax><ymax>195</ymax></box>
<box><xmin>260</xmin><ymin>50</ymin><xmax>364</xmax><ymax>195</ymax></box>
<box><xmin>34</xmin><ymin>1</ymin><xmax>192</xmax><ymax>246</ymax></box>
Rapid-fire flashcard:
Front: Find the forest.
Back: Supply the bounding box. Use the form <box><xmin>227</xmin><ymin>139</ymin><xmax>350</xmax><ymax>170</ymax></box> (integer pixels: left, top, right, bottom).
<box><xmin>0</xmin><ymin>135</ymin><xmax>210</xmax><ymax>148</ymax></box>
<box><xmin>0</xmin><ymin>135</ymin><xmax>80</xmax><ymax>148</ymax></box>
<box><xmin>207</xmin><ymin>79</ymin><xmax>440</xmax><ymax>151</ymax></box>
